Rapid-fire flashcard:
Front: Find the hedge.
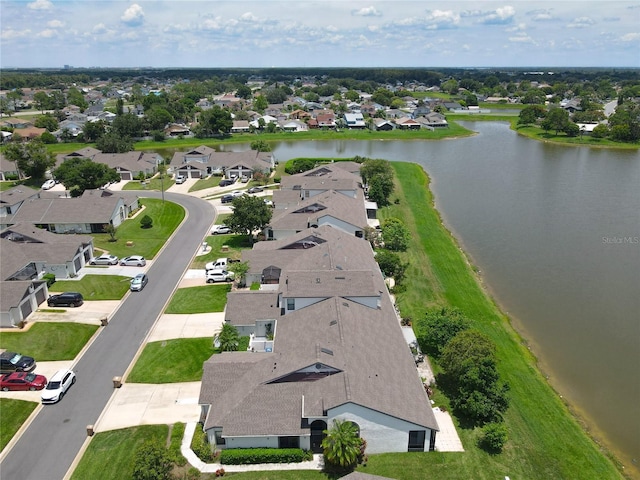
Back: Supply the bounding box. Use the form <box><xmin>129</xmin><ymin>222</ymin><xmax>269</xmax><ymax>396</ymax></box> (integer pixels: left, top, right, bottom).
<box><xmin>219</xmin><ymin>448</ymin><xmax>311</xmax><ymax>465</ymax></box>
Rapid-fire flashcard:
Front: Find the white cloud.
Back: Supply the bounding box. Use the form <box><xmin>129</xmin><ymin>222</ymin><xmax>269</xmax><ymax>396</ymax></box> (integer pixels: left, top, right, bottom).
<box><xmin>240</xmin><ymin>12</ymin><xmax>258</xmax><ymax>22</ymax></box>
<box><xmin>424</xmin><ymin>9</ymin><xmax>460</xmax><ymax>29</ymax></box>
<box><xmin>92</xmin><ymin>23</ymin><xmax>108</xmax><ymax>34</ymax></box>
<box><xmin>121</xmin><ymin>4</ymin><xmax>145</xmax><ymax>26</ymax></box>
<box><xmin>38</xmin><ymin>29</ymin><xmax>57</xmax><ymax>38</ymax></box>
<box><xmin>567</xmin><ymin>17</ymin><xmax>595</xmax><ymax>28</ymax></box>
<box><xmin>47</xmin><ymin>20</ymin><xmax>64</xmax><ymax>28</ymax></box>
<box><xmin>28</xmin><ymin>0</ymin><xmax>52</xmax><ymax>10</ymax></box>
<box><xmin>352</xmin><ymin>7</ymin><xmax>381</xmax><ymax>17</ymax></box>
<box><xmin>483</xmin><ymin>6</ymin><xmax>516</xmax><ymax>25</ymax></box>
<box><xmin>619</xmin><ymin>32</ymin><xmax>640</xmax><ymax>42</ymax></box>
<box><xmin>509</xmin><ymin>33</ymin><xmax>535</xmax><ymax>44</ymax></box>
<box><xmin>1</xmin><ymin>28</ymin><xmax>32</xmax><ymax>40</ymax></box>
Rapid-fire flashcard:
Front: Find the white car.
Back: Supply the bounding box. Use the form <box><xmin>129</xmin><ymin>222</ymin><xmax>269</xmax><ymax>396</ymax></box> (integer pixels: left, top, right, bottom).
<box><xmin>120</xmin><ymin>255</ymin><xmax>147</xmax><ymax>266</ymax></box>
<box><xmin>175</xmin><ymin>175</ymin><xmax>186</xmax><ymax>184</ymax></box>
<box><xmin>42</xmin><ymin>179</ymin><xmax>56</xmax><ymax>190</ymax></box>
<box><xmin>230</xmin><ymin>190</ymin><xmax>244</xmax><ymax>197</ymax></box>
<box><xmin>89</xmin><ymin>254</ymin><xmax>119</xmax><ymax>265</ymax></box>
<box><xmin>206</xmin><ymin>269</ymin><xmax>235</xmax><ymax>283</ymax></box>
<box><xmin>210</xmin><ymin>225</ymin><xmax>232</xmax><ymax>235</ymax></box>
<box><xmin>41</xmin><ymin>369</ymin><xmax>76</xmax><ymax>404</ymax></box>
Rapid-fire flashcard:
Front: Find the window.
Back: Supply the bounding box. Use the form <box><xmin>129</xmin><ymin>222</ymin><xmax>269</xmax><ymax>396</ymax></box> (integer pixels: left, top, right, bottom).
<box><xmin>214</xmin><ymin>430</ymin><xmax>226</xmax><ymax>446</ymax></box>
<box><xmin>286</xmin><ymin>298</ymin><xmax>295</xmax><ymax>311</ymax></box>
<box><xmin>278</xmin><ymin>436</ymin><xmax>300</xmax><ymax>448</ymax></box>
<box><xmin>408</xmin><ymin>430</ymin><xmax>426</xmax><ymax>452</ymax></box>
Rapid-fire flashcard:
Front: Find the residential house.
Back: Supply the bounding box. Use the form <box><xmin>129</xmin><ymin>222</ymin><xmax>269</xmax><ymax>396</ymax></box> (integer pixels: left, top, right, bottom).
<box><xmin>344</xmin><ymin>113</ymin><xmax>366</xmax><ymax>128</ymax></box>
<box><xmin>0</xmin><ymin>224</ymin><xmax>94</xmax><ymax>327</ymax></box>
<box><xmin>278</xmin><ymin>164</ymin><xmax>362</xmax><ymax>202</ymax></box>
<box><xmin>372</xmin><ymin>118</ymin><xmax>394</xmax><ymax>131</ymax></box>
<box><xmin>231</xmin><ymin>120</ymin><xmax>251</xmax><ymax>133</ymax></box>
<box><xmin>411</xmin><ymin>105</ymin><xmax>431</xmax><ymax>118</ymax></box>
<box><xmin>170</xmin><ymin>147</ymin><xmax>274</xmax><ymax>179</ymax></box>
<box><xmin>57</xmin><ymin>148</ymin><xmax>161</xmax><ymax>181</ymax></box>
<box><xmin>12</xmin><ymin>126</ymin><xmax>47</xmax><ymax>140</ymax></box>
<box><xmin>416</xmin><ymin>113</ymin><xmax>448</xmax><ymax>129</ymax></box>
<box><xmin>394</xmin><ymin>117</ymin><xmax>421</xmax><ymax>130</ymax></box>
<box><xmin>0</xmin><ymin>186</ymin><xmax>38</xmax><ymax>218</ymax></box>
<box><xmin>0</xmin><ymin>153</ymin><xmax>21</xmax><ymax>181</ymax></box>
<box><xmin>3</xmin><ymin>189</ymin><xmax>139</xmax><ymax>233</ymax></box>
<box><xmin>199</xmin><ymin>225</ymin><xmax>439</xmax><ymax>453</ymax></box>
<box><xmin>163</xmin><ymin>123</ymin><xmax>191</xmax><ymax>137</ymax></box>
<box><xmin>278</xmin><ymin>119</ymin><xmax>308</xmax><ymax>132</ymax></box>
<box><xmin>314</xmin><ymin>111</ymin><xmax>336</xmax><ymax>129</ymax></box>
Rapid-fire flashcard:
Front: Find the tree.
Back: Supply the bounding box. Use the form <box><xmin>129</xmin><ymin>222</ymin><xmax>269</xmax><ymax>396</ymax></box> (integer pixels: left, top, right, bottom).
<box><xmin>541</xmin><ymin>107</ymin><xmax>570</xmax><ymax>136</ymax></box>
<box><xmin>232</xmin><ymin>261</ymin><xmax>249</xmax><ymax>288</ymax></box>
<box><xmin>380</xmin><ymin>217</ymin><xmax>409</xmax><ymax>252</ymax></box>
<box><xmin>591</xmin><ymin>124</ymin><xmax>609</xmax><ymax>139</ymax></box>
<box><xmin>517</xmin><ymin>105</ymin><xmax>545</xmax><ymax>126</ymax></box>
<box><xmin>345</xmin><ymin>89</ymin><xmax>360</xmax><ymax>102</ymax></box>
<box><xmin>34</xmin><ymin>114</ymin><xmax>59</xmax><ymax>132</ymax></box>
<box><xmin>96</xmin><ymin>132</ymin><xmax>134</xmax><ymax>153</ymax></box>
<box><xmin>214</xmin><ymin>323</ymin><xmax>240</xmax><ymax>352</ymax></box>
<box><xmin>194</xmin><ymin>106</ymin><xmax>232</xmax><ymax>137</ymax></box>
<box><xmin>415</xmin><ymin>307</ymin><xmax>471</xmax><ymax>358</ymax></box>
<box><xmin>3</xmin><ymin>139</ymin><xmax>55</xmax><ymax>180</ymax></box>
<box><xmin>250</xmin><ymin>139</ymin><xmax>271</xmax><ymax>152</ymax></box>
<box><xmin>361</xmin><ymin>159</ymin><xmax>394</xmax><ymax>206</ymax></box>
<box><xmin>479</xmin><ymin>422</ymin><xmax>508</xmax><ymax>453</ymax></box>
<box><xmin>225</xmin><ymin>195</ymin><xmax>272</xmax><ymax>239</ymax></box>
<box><xmin>441</xmin><ymin>330</ymin><xmax>495</xmax><ymax>379</ymax></box>
<box><xmin>112</xmin><ymin>113</ymin><xmax>144</xmax><ymax>138</ymax></box>
<box><xmin>140</xmin><ymin>215</ymin><xmax>153</xmax><ymax>229</ymax></box>
<box><xmin>374</xmin><ymin>249</ymin><xmax>407</xmax><ymax>283</ymax></box>
<box><xmin>33</xmin><ymin>91</ymin><xmax>50</xmax><ymax>113</ymax></box>
<box><xmin>105</xmin><ymin>224</ymin><xmax>117</xmax><ymax>242</ymax></box>
<box><xmin>53</xmin><ymin>157</ymin><xmax>120</xmax><ymax>197</ymax></box>
<box><xmin>132</xmin><ymin>440</ymin><xmax>172</xmax><ymax>480</ymax></box>
<box><xmin>322</xmin><ymin>419</ymin><xmax>361</xmax><ymax>470</ymax></box>
<box><xmin>146</xmin><ymin>106</ymin><xmax>174</xmax><ymax>130</ymax></box>
<box><xmin>253</xmin><ymin>95</ymin><xmax>268</xmax><ymax>113</ymax></box>
<box><xmin>564</xmin><ymin>122</ymin><xmax>580</xmax><ymax>137</ymax></box>
<box><xmin>66</xmin><ymin>87</ymin><xmax>88</xmax><ymax>110</ymax></box>
<box><xmin>236</xmin><ymin>84</ymin><xmax>252</xmax><ymax>100</ymax></box>
<box><xmin>40</xmin><ymin>131</ymin><xmax>57</xmax><ymax>144</ymax></box>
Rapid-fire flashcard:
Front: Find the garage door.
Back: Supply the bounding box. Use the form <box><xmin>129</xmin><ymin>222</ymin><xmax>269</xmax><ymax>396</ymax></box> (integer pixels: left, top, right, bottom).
<box><xmin>35</xmin><ymin>285</ymin><xmax>47</xmax><ymax>305</ymax></box>
<box><xmin>20</xmin><ymin>298</ymin><xmax>33</xmax><ymax>319</ymax></box>
<box><xmin>121</xmin><ymin>172</ymin><xmax>132</xmax><ymax>180</ymax></box>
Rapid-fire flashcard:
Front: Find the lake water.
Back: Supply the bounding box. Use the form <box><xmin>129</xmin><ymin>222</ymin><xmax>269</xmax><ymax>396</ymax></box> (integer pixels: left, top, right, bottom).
<box><xmin>231</xmin><ymin>124</ymin><xmax>639</xmax><ymax>472</ymax></box>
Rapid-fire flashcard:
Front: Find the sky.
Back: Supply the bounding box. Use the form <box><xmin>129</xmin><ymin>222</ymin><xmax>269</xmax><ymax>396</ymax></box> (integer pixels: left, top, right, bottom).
<box><xmin>1</xmin><ymin>0</ymin><xmax>639</xmax><ymax>69</ymax></box>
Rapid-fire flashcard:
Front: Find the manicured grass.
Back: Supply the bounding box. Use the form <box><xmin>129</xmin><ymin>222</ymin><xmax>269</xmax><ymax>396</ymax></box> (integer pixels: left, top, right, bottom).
<box><xmin>127</xmin><ymin>338</ymin><xmax>215</xmax><ymax>383</ymax></box>
<box><xmin>0</xmin><ymin>399</ymin><xmax>38</xmax><ymax>451</ymax></box>
<box><xmin>513</xmin><ymin>122</ymin><xmax>639</xmax><ymax>149</ymax></box>
<box><xmin>70</xmin><ymin>425</ymin><xmax>169</xmax><ymax>480</ymax></box>
<box><xmin>192</xmin><ymin>234</ymin><xmax>251</xmax><ymax>270</ymax></box>
<box><xmin>122</xmin><ymin>176</ymin><xmax>175</xmax><ymax>191</ymax></box>
<box><xmin>0</xmin><ymin>322</ymin><xmax>98</xmax><ymax>361</ymax></box>
<box><xmin>190</xmin><ymin>175</ymin><xmax>224</xmax><ymax>192</ymax></box>
<box><xmin>49</xmin><ymin>274</ymin><xmax>132</xmax><ymax>300</ymax></box>
<box><xmin>165</xmin><ymin>284</ymin><xmax>232</xmax><ymax>314</ymax></box>
<box><xmin>91</xmin><ymin>198</ymin><xmax>185</xmax><ymax>259</ymax></box>
<box><xmin>226</xmin><ymin>472</ymin><xmax>328</xmax><ymax>479</ymax></box>
<box><xmin>373</xmin><ymin>162</ymin><xmax>624</xmax><ymax>479</ymax></box>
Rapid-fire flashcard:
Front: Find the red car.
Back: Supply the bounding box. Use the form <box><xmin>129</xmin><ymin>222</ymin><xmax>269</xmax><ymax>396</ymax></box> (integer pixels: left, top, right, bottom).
<box><xmin>0</xmin><ymin>372</ymin><xmax>47</xmax><ymax>391</ymax></box>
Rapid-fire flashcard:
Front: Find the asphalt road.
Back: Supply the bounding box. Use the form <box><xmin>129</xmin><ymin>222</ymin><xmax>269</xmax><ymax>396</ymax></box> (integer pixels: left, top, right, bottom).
<box><xmin>0</xmin><ymin>192</ymin><xmax>215</xmax><ymax>480</ymax></box>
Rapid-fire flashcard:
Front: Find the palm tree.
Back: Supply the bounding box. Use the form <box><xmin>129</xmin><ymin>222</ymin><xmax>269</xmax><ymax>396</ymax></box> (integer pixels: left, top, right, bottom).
<box><xmin>321</xmin><ymin>419</ymin><xmax>361</xmax><ymax>470</ymax></box>
<box><xmin>214</xmin><ymin>323</ymin><xmax>240</xmax><ymax>352</ymax></box>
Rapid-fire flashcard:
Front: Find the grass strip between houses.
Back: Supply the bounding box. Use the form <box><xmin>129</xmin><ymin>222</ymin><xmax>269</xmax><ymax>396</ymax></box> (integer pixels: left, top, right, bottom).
<box><xmin>49</xmin><ymin>274</ymin><xmax>132</xmax><ymax>301</ymax></box>
<box><xmin>165</xmin><ymin>284</ymin><xmax>232</xmax><ymax>314</ymax></box>
<box><xmin>0</xmin><ymin>322</ymin><xmax>99</xmax><ymax>361</ymax></box>
<box><xmin>0</xmin><ymin>399</ymin><xmax>38</xmax><ymax>451</ymax></box>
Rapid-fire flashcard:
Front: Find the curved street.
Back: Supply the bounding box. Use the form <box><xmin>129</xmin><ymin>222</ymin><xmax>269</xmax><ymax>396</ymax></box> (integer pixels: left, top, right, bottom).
<box><xmin>0</xmin><ymin>192</ymin><xmax>215</xmax><ymax>480</ymax></box>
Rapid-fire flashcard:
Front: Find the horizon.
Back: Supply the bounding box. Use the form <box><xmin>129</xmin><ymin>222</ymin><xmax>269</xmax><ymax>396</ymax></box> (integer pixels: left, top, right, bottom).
<box><xmin>1</xmin><ymin>1</ymin><xmax>639</xmax><ymax>70</ymax></box>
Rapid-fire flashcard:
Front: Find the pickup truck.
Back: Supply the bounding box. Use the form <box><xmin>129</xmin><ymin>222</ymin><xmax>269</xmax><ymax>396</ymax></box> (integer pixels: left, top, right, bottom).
<box><xmin>205</xmin><ymin>257</ymin><xmax>240</xmax><ymax>271</ymax></box>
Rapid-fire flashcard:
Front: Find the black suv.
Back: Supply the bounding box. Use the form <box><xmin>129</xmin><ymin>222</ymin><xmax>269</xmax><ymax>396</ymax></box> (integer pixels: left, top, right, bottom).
<box><xmin>219</xmin><ymin>178</ymin><xmax>235</xmax><ymax>187</ymax></box>
<box><xmin>47</xmin><ymin>292</ymin><xmax>84</xmax><ymax>307</ymax></box>
<box><xmin>221</xmin><ymin>194</ymin><xmax>234</xmax><ymax>204</ymax></box>
<box><xmin>0</xmin><ymin>351</ymin><xmax>36</xmax><ymax>373</ymax></box>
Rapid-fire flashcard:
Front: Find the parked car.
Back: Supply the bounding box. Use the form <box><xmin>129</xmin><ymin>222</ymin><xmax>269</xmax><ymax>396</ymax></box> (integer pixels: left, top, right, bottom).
<box><xmin>1</xmin><ymin>372</ymin><xmax>47</xmax><ymax>391</ymax></box>
<box><xmin>210</xmin><ymin>225</ymin><xmax>232</xmax><ymax>235</ymax></box>
<box><xmin>89</xmin><ymin>254</ymin><xmax>119</xmax><ymax>265</ymax></box>
<box><xmin>47</xmin><ymin>292</ymin><xmax>84</xmax><ymax>308</ymax></box>
<box><xmin>205</xmin><ymin>257</ymin><xmax>239</xmax><ymax>271</ymax></box>
<box><xmin>175</xmin><ymin>174</ymin><xmax>186</xmax><ymax>184</ymax></box>
<box><xmin>0</xmin><ymin>351</ymin><xmax>36</xmax><ymax>374</ymax></box>
<box><xmin>219</xmin><ymin>178</ymin><xmax>235</xmax><ymax>187</ymax></box>
<box><xmin>206</xmin><ymin>269</ymin><xmax>235</xmax><ymax>283</ymax></box>
<box><xmin>220</xmin><ymin>194</ymin><xmax>234</xmax><ymax>204</ymax></box>
<box><xmin>41</xmin><ymin>369</ymin><xmax>75</xmax><ymax>404</ymax></box>
<box><xmin>120</xmin><ymin>255</ymin><xmax>147</xmax><ymax>266</ymax></box>
<box><xmin>230</xmin><ymin>190</ymin><xmax>244</xmax><ymax>197</ymax></box>
<box><xmin>41</xmin><ymin>179</ymin><xmax>56</xmax><ymax>190</ymax></box>
<box><xmin>130</xmin><ymin>273</ymin><xmax>148</xmax><ymax>291</ymax></box>
<box><xmin>248</xmin><ymin>186</ymin><xmax>264</xmax><ymax>194</ymax></box>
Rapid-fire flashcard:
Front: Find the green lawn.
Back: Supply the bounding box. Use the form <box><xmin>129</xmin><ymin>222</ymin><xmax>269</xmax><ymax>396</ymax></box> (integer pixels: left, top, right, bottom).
<box><xmin>0</xmin><ymin>399</ymin><xmax>38</xmax><ymax>451</ymax></box>
<box><xmin>165</xmin><ymin>284</ymin><xmax>232</xmax><ymax>314</ymax></box>
<box><xmin>127</xmin><ymin>338</ymin><xmax>215</xmax><ymax>383</ymax></box>
<box><xmin>91</xmin><ymin>198</ymin><xmax>185</xmax><ymax>259</ymax></box>
<box><xmin>190</xmin><ymin>175</ymin><xmax>224</xmax><ymax>192</ymax></box>
<box><xmin>122</xmin><ymin>176</ymin><xmax>175</xmax><ymax>191</ymax></box>
<box><xmin>0</xmin><ymin>322</ymin><xmax>98</xmax><ymax>361</ymax></box>
<box><xmin>192</xmin><ymin>234</ymin><xmax>251</xmax><ymax>270</ymax></box>
<box><xmin>373</xmin><ymin>162</ymin><xmax>624</xmax><ymax>480</ymax></box>
<box><xmin>70</xmin><ymin>425</ymin><xmax>169</xmax><ymax>480</ymax></box>
<box><xmin>49</xmin><ymin>274</ymin><xmax>132</xmax><ymax>301</ymax></box>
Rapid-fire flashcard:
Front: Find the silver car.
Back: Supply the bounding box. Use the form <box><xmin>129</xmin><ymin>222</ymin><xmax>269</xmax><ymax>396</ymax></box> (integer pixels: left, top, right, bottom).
<box><xmin>120</xmin><ymin>255</ymin><xmax>147</xmax><ymax>266</ymax></box>
<box><xmin>130</xmin><ymin>273</ymin><xmax>148</xmax><ymax>291</ymax></box>
<box><xmin>90</xmin><ymin>254</ymin><xmax>119</xmax><ymax>265</ymax></box>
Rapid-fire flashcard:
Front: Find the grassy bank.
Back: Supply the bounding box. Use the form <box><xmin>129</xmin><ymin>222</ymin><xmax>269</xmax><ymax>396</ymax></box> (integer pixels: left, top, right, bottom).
<box><xmin>373</xmin><ymin>162</ymin><xmax>624</xmax><ymax>479</ymax></box>
<box><xmin>0</xmin><ymin>399</ymin><xmax>38</xmax><ymax>451</ymax></box>
<box><xmin>0</xmin><ymin>322</ymin><xmax>98</xmax><ymax>360</ymax></box>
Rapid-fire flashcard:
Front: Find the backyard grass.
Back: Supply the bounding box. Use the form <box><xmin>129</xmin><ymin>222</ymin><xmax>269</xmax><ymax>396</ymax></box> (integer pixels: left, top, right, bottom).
<box><xmin>371</xmin><ymin>162</ymin><xmax>624</xmax><ymax>480</ymax></box>
<box><xmin>49</xmin><ymin>274</ymin><xmax>132</xmax><ymax>301</ymax></box>
<box><xmin>0</xmin><ymin>322</ymin><xmax>98</xmax><ymax>361</ymax></box>
<box><xmin>91</xmin><ymin>198</ymin><xmax>185</xmax><ymax>259</ymax></box>
<box><xmin>70</xmin><ymin>425</ymin><xmax>169</xmax><ymax>480</ymax></box>
<box><xmin>0</xmin><ymin>399</ymin><xmax>38</xmax><ymax>451</ymax></box>
<box><xmin>127</xmin><ymin>337</ymin><xmax>250</xmax><ymax>383</ymax></box>
<box><xmin>165</xmin><ymin>284</ymin><xmax>232</xmax><ymax>314</ymax></box>
<box><xmin>127</xmin><ymin>338</ymin><xmax>215</xmax><ymax>383</ymax></box>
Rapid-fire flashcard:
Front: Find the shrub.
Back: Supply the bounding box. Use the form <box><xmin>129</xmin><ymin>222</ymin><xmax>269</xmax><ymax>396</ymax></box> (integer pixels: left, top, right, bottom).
<box><xmin>219</xmin><ymin>448</ymin><xmax>308</xmax><ymax>465</ymax></box>
<box><xmin>415</xmin><ymin>307</ymin><xmax>471</xmax><ymax>358</ymax></box>
<box><xmin>132</xmin><ymin>440</ymin><xmax>172</xmax><ymax>480</ymax></box>
<box><xmin>479</xmin><ymin>422</ymin><xmax>508</xmax><ymax>453</ymax></box>
<box><xmin>140</xmin><ymin>215</ymin><xmax>153</xmax><ymax>229</ymax></box>
<box><xmin>190</xmin><ymin>426</ymin><xmax>215</xmax><ymax>463</ymax></box>
<box><xmin>42</xmin><ymin>273</ymin><xmax>56</xmax><ymax>287</ymax></box>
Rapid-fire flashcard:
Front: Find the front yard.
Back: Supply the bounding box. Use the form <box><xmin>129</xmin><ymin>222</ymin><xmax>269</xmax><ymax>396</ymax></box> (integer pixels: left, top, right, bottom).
<box><xmin>0</xmin><ymin>399</ymin><xmax>38</xmax><ymax>451</ymax></box>
<box><xmin>165</xmin><ymin>284</ymin><xmax>232</xmax><ymax>314</ymax></box>
<box><xmin>49</xmin><ymin>275</ymin><xmax>132</xmax><ymax>301</ymax></box>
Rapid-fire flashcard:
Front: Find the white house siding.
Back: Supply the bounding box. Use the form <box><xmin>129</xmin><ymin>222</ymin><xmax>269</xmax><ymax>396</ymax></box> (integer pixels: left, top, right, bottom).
<box><xmin>317</xmin><ymin>216</ymin><xmax>362</xmax><ymax>236</ymax></box>
<box><xmin>336</xmin><ymin>190</ymin><xmax>357</xmax><ymax>199</ymax></box>
<box><xmin>225</xmin><ymin>436</ymin><xmax>279</xmax><ymax>449</ymax></box>
<box><xmin>343</xmin><ymin>296</ymin><xmax>379</xmax><ymax>309</ymax></box>
<box><xmin>284</xmin><ymin>296</ymin><xmax>326</xmax><ymax>314</ymax></box>
<box><xmin>328</xmin><ymin>402</ymin><xmax>432</xmax><ymax>453</ymax></box>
